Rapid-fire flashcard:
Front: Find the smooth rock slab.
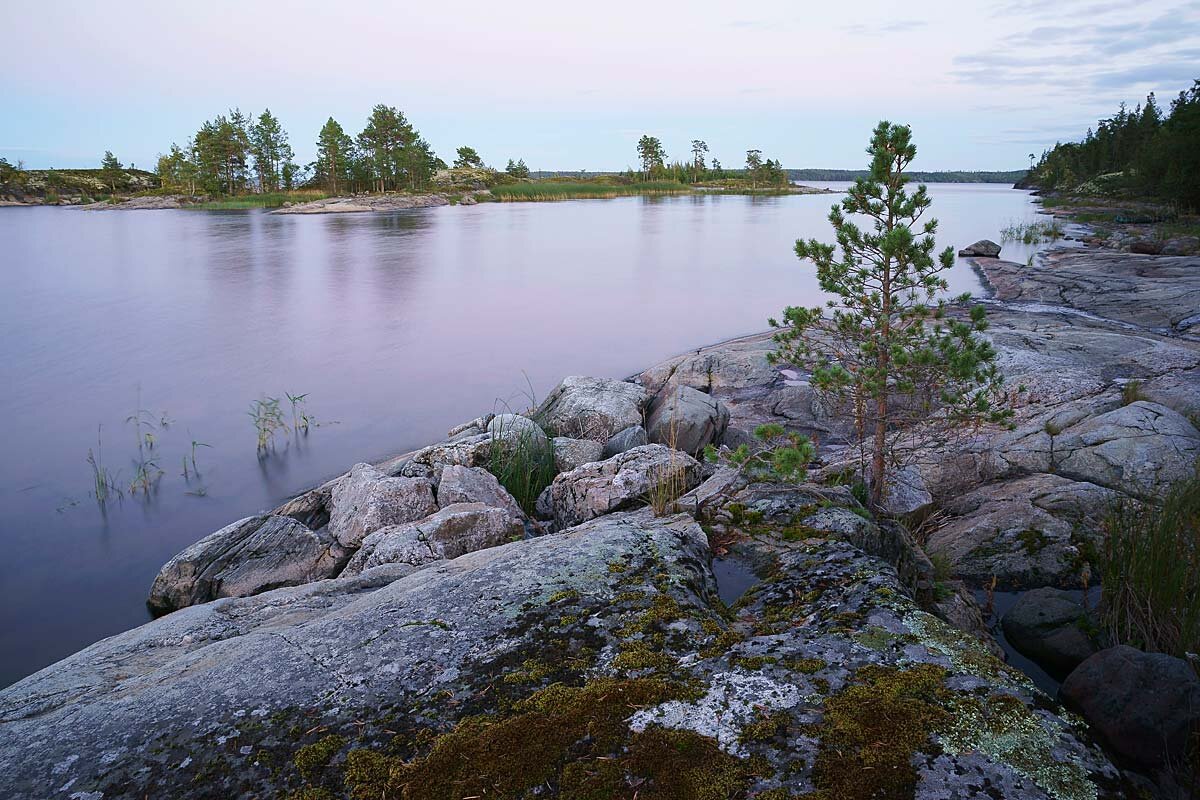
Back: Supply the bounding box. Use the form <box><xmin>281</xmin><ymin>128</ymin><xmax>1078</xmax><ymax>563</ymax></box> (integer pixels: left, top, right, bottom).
<box><xmin>147</xmin><ymin>515</ymin><xmax>343</xmax><ymax>613</ymax></box>
<box><xmin>341</xmin><ymin>502</ymin><xmax>524</xmax><ymax>576</ymax></box>
<box><xmin>536</xmin><ymin>444</ymin><xmax>701</xmax><ymax>527</ymax></box>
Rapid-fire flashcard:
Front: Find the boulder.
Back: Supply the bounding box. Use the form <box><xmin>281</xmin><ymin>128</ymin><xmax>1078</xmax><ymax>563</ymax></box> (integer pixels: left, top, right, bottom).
<box><xmin>1001</xmin><ymin>587</ymin><xmax>1100</xmax><ymax>678</ymax></box>
<box><xmin>958</xmin><ymin>239</ymin><xmax>1002</xmax><ymax>257</ymax></box>
<box><xmin>878</xmin><ymin>464</ymin><xmax>933</xmax><ymax>516</ymax></box>
<box><xmin>341</xmin><ymin>502</ymin><xmax>524</xmax><ymax>576</ymax></box>
<box><xmin>1129</xmin><ymin>238</ymin><xmax>1163</xmax><ymax>255</ymax></box>
<box><xmin>1161</xmin><ymin>236</ymin><xmax>1199</xmax><ymax>256</ymax></box>
<box><xmin>602</xmin><ymin>424</ymin><xmax>648</xmax><ymax>458</ymax></box>
<box><xmin>1062</xmin><ymin>645</ymin><xmax>1200</xmax><ymax>769</ymax></box>
<box><xmin>645</xmin><ymin>384</ymin><xmax>730</xmax><ymax>456</ymax></box>
<box><xmin>0</xmin><ymin>513</ymin><xmax>1130</xmax><ymax>799</ymax></box>
<box><xmin>435</xmin><ymin>465</ymin><xmax>525</xmax><ymax>520</ymax></box>
<box><xmin>403</xmin><ymin>434</ymin><xmax>493</xmax><ymax>473</ymax></box>
<box><xmin>536</xmin><ymin>444</ymin><xmax>701</xmax><ymax>527</ymax></box>
<box><xmin>147</xmin><ymin>515</ymin><xmax>344</xmax><ymax>613</ymax></box>
<box><xmin>327</xmin><ymin>463</ymin><xmax>438</xmax><ymax>549</ymax></box>
<box><xmin>925</xmin><ymin>473</ymin><xmax>1115</xmax><ymax>588</ymax></box>
<box><xmin>551</xmin><ymin>436</ymin><xmax>604</xmax><ymax>473</ymax></box>
<box><xmin>486</xmin><ymin>413</ymin><xmax>547</xmax><ymax>444</ymax></box>
<box><xmin>533</xmin><ymin>375</ymin><xmax>647</xmax><ymax>441</ymax></box>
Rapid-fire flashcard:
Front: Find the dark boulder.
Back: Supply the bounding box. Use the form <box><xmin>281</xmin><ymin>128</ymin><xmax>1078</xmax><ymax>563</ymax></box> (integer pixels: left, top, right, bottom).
<box><xmin>958</xmin><ymin>239</ymin><xmax>1002</xmax><ymax>257</ymax></box>
<box><xmin>1061</xmin><ymin>645</ymin><xmax>1200</xmax><ymax>769</ymax></box>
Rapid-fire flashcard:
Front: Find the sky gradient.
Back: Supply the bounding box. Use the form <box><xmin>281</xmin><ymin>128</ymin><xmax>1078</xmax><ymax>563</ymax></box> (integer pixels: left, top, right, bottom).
<box><xmin>2</xmin><ymin>0</ymin><xmax>1197</xmax><ymax>172</ymax></box>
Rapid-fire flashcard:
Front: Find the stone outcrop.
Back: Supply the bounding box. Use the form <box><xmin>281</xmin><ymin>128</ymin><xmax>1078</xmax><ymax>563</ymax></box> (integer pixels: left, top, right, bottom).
<box><xmin>341</xmin><ymin>502</ymin><xmax>523</xmax><ymax>576</ymax></box>
<box><xmin>536</xmin><ymin>444</ymin><xmax>701</xmax><ymax>528</ymax></box>
<box><xmin>327</xmin><ymin>463</ymin><xmax>438</xmax><ymax>549</ymax></box>
<box><xmin>551</xmin><ymin>436</ymin><xmax>604</xmax><ymax>472</ymax></box>
<box><xmin>534</xmin><ymin>375</ymin><xmax>648</xmax><ymax>440</ymax></box>
<box><xmin>271</xmin><ymin>194</ymin><xmax>449</xmax><ymax>214</ymax></box>
<box><xmin>434</xmin><ymin>464</ymin><xmax>525</xmax><ymax>520</ymax></box>
<box><xmin>0</xmin><ymin>511</ymin><xmax>1130</xmax><ymax>799</ymax></box>
<box><xmin>147</xmin><ymin>515</ymin><xmax>343</xmax><ymax>613</ymax></box>
<box><xmin>645</xmin><ymin>383</ymin><xmax>730</xmax><ymax>456</ymax></box>
<box><xmin>958</xmin><ymin>238</ymin><xmax>1002</xmax><ymax>257</ymax></box>
<box><xmin>601</xmin><ymin>423</ymin><xmax>648</xmax><ymax>457</ymax></box>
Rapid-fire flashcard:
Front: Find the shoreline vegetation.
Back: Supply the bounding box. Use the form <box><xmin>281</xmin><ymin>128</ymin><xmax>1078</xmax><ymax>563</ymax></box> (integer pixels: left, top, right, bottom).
<box><xmin>0</xmin><ymin>102</ymin><xmax>1020</xmax><ymax>211</ymax></box>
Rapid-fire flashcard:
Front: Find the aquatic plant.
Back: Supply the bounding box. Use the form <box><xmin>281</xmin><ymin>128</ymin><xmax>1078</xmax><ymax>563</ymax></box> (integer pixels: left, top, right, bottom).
<box><xmin>128</xmin><ymin>455</ymin><xmax>163</xmax><ymax>496</ymax></box>
<box><xmin>487</xmin><ymin>418</ymin><xmax>557</xmax><ymax>516</ymax></box>
<box><xmin>1000</xmin><ymin>219</ymin><xmax>1064</xmax><ymax>244</ymax></box>
<box><xmin>248</xmin><ymin>396</ymin><xmax>288</xmax><ymax>451</ymax></box>
<box><xmin>286</xmin><ymin>392</ymin><xmax>312</xmax><ymax>432</ymax></box>
<box><xmin>86</xmin><ymin>425</ymin><xmax>122</xmax><ymax>506</ymax></box>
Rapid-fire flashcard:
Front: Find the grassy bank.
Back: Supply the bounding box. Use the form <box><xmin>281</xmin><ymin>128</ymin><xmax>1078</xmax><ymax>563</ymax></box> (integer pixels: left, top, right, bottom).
<box><xmin>490</xmin><ymin>181</ymin><xmax>690</xmax><ymax>201</ymax></box>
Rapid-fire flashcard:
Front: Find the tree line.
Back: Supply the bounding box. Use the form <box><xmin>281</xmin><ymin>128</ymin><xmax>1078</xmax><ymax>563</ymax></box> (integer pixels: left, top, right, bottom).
<box><xmin>151</xmin><ymin>106</ymin><xmax>532</xmax><ymax>196</ymax></box>
<box><xmin>634</xmin><ymin>136</ymin><xmax>790</xmax><ymax>187</ymax></box>
<box><xmin>1029</xmin><ymin>78</ymin><xmax>1200</xmax><ymax>208</ymax></box>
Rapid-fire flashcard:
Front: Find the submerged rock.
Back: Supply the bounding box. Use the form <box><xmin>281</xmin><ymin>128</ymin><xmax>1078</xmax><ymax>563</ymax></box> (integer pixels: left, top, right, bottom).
<box><xmin>536</xmin><ymin>444</ymin><xmax>701</xmax><ymax>527</ymax></box>
<box><xmin>147</xmin><ymin>515</ymin><xmax>343</xmax><ymax>614</ymax></box>
<box><xmin>534</xmin><ymin>375</ymin><xmax>648</xmax><ymax>441</ymax></box>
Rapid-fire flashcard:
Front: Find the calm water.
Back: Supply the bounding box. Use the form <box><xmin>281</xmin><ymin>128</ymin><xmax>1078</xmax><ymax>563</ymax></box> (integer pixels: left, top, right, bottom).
<box><xmin>0</xmin><ymin>183</ymin><xmax>1044</xmax><ymax>687</ymax></box>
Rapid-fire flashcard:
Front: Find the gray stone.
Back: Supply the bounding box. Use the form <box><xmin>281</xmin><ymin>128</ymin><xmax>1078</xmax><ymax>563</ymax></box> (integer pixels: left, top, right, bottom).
<box><xmin>602</xmin><ymin>424</ymin><xmax>648</xmax><ymax>458</ymax></box>
<box><xmin>327</xmin><ymin>463</ymin><xmax>438</xmax><ymax>549</ymax></box>
<box><xmin>536</xmin><ymin>444</ymin><xmax>700</xmax><ymax>527</ymax></box>
<box><xmin>1161</xmin><ymin>236</ymin><xmax>1199</xmax><ymax>256</ymax></box>
<box><xmin>551</xmin><ymin>436</ymin><xmax>604</xmax><ymax>473</ymax></box>
<box><xmin>1062</xmin><ymin>645</ymin><xmax>1200</xmax><ymax>769</ymax></box>
<box><xmin>878</xmin><ymin>464</ymin><xmax>933</xmax><ymax>516</ymax></box>
<box><xmin>486</xmin><ymin>413</ymin><xmax>547</xmax><ymax>445</ymax></box>
<box><xmin>1001</xmin><ymin>587</ymin><xmax>1100</xmax><ymax>678</ymax></box>
<box><xmin>645</xmin><ymin>384</ymin><xmax>730</xmax><ymax>456</ymax></box>
<box><xmin>533</xmin><ymin>375</ymin><xmax>647</xmax><ymax>441</ymax></box>
<box><xmin>0</xmin><ymin>512</ymin><xmax>1131</xmax><ymax>799</ymax></box>
<box><xmin>341</xmin><ymin>503</ymin><xmax>524</xmax><ymax>576</ymax></box>
<box><xmin>959</xmin><ymin>239</ymin><xmax>1002</xmax><ymax>257</ymax></box>
<box><xmin>147</xmin><ymin>515</ymin><xmax>344</xmax><ymax>613</ymax></box>
<box><xmin>925</xmin><ymin>473</ymin><xmax>1115</xmax><ymax>589</ymax></box>
<box><xmin>435</xmin><ymin>465</ymin><xmax>525</xmax><ymax>520</ymax></box>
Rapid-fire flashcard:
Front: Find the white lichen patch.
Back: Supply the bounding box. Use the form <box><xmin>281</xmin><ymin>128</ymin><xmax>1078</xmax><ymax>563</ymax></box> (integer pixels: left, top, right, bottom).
<box><xmin>628</xmin><ymin>671</ymin><xmax>803</xmax><ymax>756</ymax></box>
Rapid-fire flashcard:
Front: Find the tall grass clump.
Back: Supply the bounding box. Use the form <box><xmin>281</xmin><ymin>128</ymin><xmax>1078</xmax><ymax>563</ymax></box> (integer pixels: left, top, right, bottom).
<box><xmin>488</xmin><ymin>420</ymin><xmax>557</xmax><ymax>516</ymax></box>
<box><xmin>490</xmin><ymin>181</ymin><xmax>688</xmax><ymax>202</ymax></box>
<box><xmin>1000</xmin><ymin>219</ymin><xmax>1065</xmax><ymax>244</ymax></box>
<box><xmin>1099</xmin><ymin>464</ymin><xmax>1200</xmax><ymax>660</ymax></box>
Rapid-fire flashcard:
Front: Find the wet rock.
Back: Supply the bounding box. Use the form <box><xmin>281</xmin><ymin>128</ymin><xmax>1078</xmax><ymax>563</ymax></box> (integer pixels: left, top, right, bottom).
<box><xmin>341</xmin><ymin>502</ymin><xmax>524</xmax><ymax>576</ymax></box>
<box><xmin>551</xmin><ymin>436</ymin><xmax>604</xmax><ymax>473</ymax></box>
<box><xmin>602</xmin><ymin>424</ymin><xmax>648</xmax><ymax>458</ymax></box>
<box><xmin>434</xmin><ymin>465</ymin><xmax>525</xmax><ymax>520</ymax></box>
<box><xmin>536</xmin><ymin>444</ymin><xmax>700</xmax><ymax>527</ymax></box>
<box><xmin>925</xmin><ymin>473</ymin><xmax>1114</xmax><ymax>589</ymax></box>
<box><xmin>533</xmin><ymin>375</ymin><xmax>648</xmax><ymax>441</ymax></box>
<box><xmin>645</xmin><ymin>384</ymin><xmax>730</xmax><ymax>456</ymax></box>
<box><xmin>1001</xmin><ymin>587</ymin><xmax>1100</xmax><ymax>678</ymax></box>
<box><xmin>932</xmin><ymin>580</ymin><xmax>1007</xmax><ymax>660</ymax></box>
<box><xmin>147</xmin><ymin>515</ymin><xmax>344</xmax><ymax>613</ymax></box>
<box><xmin>327</xmin><ymin>463</ymin><xmax>438</xmax><ymax>549</ymax></box>
<box><xmin>959</xmin><ymin>239</ymin><xmax>1002</xmax><ymax>257</ymax></box>
<box><xmin>1062</xmin><ymin>645</ymin><xmax>1200</xmax><ymax>769</ymax></box>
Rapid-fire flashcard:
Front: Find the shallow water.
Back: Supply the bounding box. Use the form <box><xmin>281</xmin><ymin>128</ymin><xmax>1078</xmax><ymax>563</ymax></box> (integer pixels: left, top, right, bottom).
<box><xmin>0</xmin><ymin>183</ymin><xmax>1045</xmax><ymax>687</ymax></box>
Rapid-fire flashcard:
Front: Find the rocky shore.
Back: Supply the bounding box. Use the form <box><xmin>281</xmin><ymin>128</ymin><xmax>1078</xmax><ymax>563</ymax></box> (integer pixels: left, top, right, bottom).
<box><xmin>1</xmin><ymin>235</ymin><xmax>1197</xmax><ymax>798</ymax></box>
<box><xmin>270</xmin><ymin>194</ymin><xmax>455</xmax><ymax>214</ymax></box>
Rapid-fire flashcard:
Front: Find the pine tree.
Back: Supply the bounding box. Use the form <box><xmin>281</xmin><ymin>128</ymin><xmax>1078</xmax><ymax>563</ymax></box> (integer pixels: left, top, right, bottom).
<box><xmin>636</xmin><ymin>136</ymin><xmax>666</xmax><ymax>180</ymax></box>
<box><xmin>454</xmin><ymin>146</ymin><xmax>483</xmax><ymax>169</ymax></box>
<box><xmin>769</xmin><ymin>121</ymin><xmax>1010</xmax><ymax>509</ymax></box>
<box><xmin>100</xmin><ymin>150</ymin><xmax>123</xmax><ymax>194</ymax></box>
<box><xmin>249</xmin><ymin>109</ymin><xmax>293</xmax><ymax>193</ymax></box>
<box><xmin>316</xmin><ymin>117</ymin><xmax>354</xmax><ymax>195</ymax></box>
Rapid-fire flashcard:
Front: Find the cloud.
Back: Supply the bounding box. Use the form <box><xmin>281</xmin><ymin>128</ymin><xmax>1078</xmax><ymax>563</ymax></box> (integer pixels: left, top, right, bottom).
<box><xmin>841</xmin><ymin>19</ymin><xmax>926</xmax><ymax>34</ymax></box>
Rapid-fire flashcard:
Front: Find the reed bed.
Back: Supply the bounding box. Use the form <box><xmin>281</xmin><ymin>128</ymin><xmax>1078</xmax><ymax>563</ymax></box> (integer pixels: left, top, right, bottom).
<box><xmin>490</xmin><ymin>181</ymin><xmax>690</xmax><ymax>202</ymax></box>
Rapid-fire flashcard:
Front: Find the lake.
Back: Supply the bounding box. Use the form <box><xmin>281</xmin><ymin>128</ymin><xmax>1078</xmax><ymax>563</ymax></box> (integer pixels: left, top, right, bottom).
<box><xmin>0</xmin><ymin>183</ymin><xmax>1045</xmax><ymax>687</ymax></box>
